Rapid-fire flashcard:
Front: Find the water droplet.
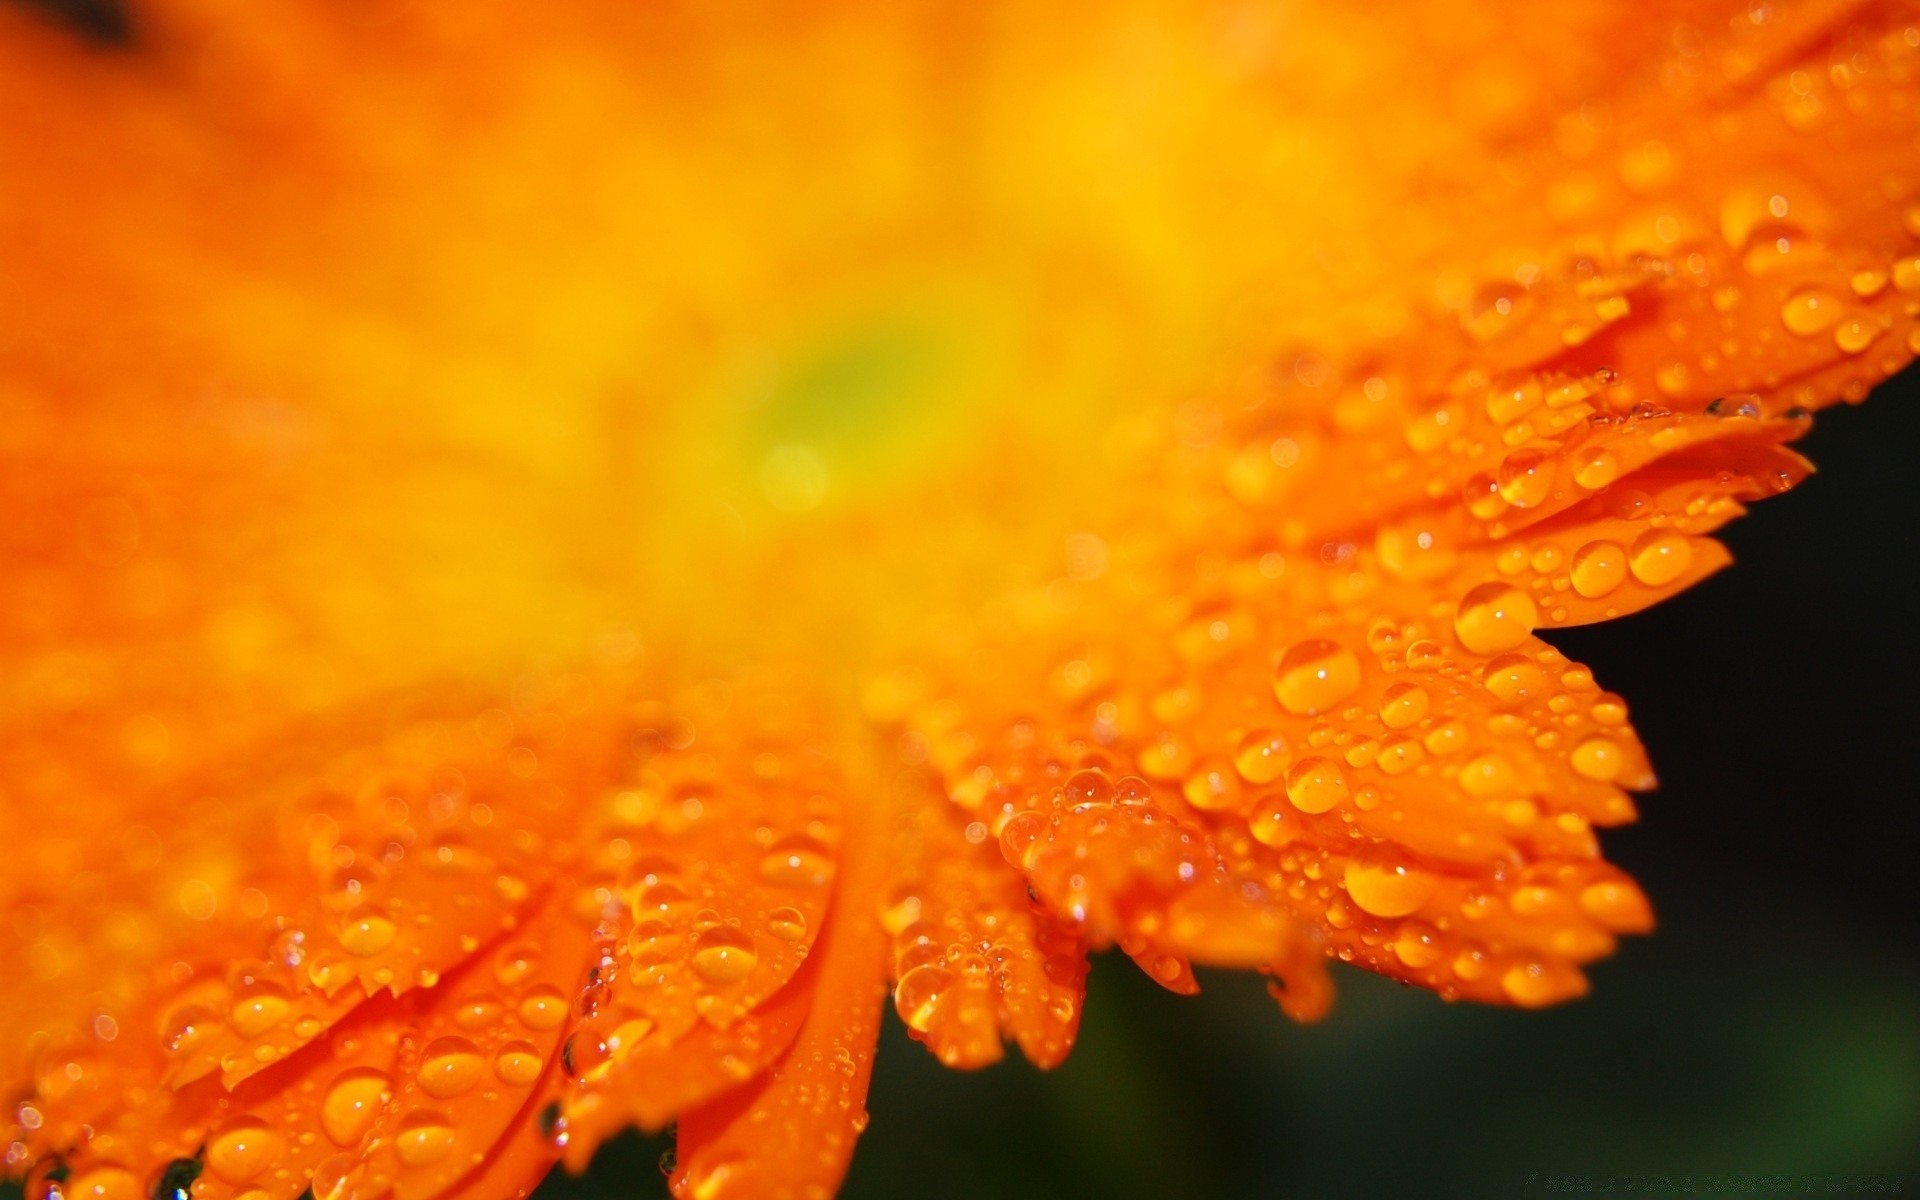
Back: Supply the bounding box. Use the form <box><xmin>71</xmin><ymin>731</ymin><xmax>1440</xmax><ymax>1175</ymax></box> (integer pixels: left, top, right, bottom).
<box><xmin>69</xmin><ymin>1168</ymin><xmax>138</xmax><ymax>1200</ymax></box>
<box><xmin>757</xmin><ymin>836</ymin><xmax>835</xmax><ymax>888</ymax></box>
<box><xmin>1566</xmin><ymin>445</ymin><xmax>1617</xmax><ymax>493</ymax></box>
<box><xmin>766</xmin><ymin>906</ymin><xmax>809</xmax><ymax>941</ymax></box>
<box><xmin>1136</xmin><ymin>732</ymin><xmax>1192</xmax><ymax>779</ymax></box>
<box><xmin>1459</xmin><ymin>753</ymin><xmax>1520</xmax><ymax>797</ymax></box>
<box><xmin>227</xmin><ymin>981</ymin><xmax>291</xmax><ymax>1038</ymax></box>
<box><xmin>1779</xmin><ymin>286</ymin><xmax>1842</xmax><ymax>335</ymax></box>
<box><xmin>1273</xmin><ymin>639</ymin><xmax>1361</xmax><ymax>715</ymax></box>
<box><xmin>1248</xmin><ymin>799</ymin><xmax>1297</xmax><ymax>847</ymax></box>
<box><xmin>999</xmin><ymin>810</ymin><xmax>1050</xmax><ymax>869</ymax></box>
<box><xmin>206</xmin><ymin>1116</ymin><xmax>284</xmax><ymax>1184</ymax></box>
<box><xmin>1180</xmin><ymin>760</ymin><xmax>1241</xmax><ymax>811</ymax></box>
<box><xmin>338</xmin><ymin>909</ymin><xmax>397</xmax><ymax>958</ymax></box>
<box><xmin>894</xmin><ymin>963</ymin><xmax>955</xmax><ymax>1033</ymax></box>
<box><xmin>1569</xmin><ymin>539</ymin><xmax>1628</xmax><ymax>598</ymax></box>
<box><xmin>416</xmin><ymin>1035</ymin><xmax>483</xmax><ymax>1099</ymax></box>
<box><xmin>1378</xmin><ymin>683</ymin><xmax>1430</xmax><ymax>730</ymax></box>
<box><xmin>1833</xmin><ymin>316</ymin><xmax>1880</xmax><ymax>354</ymax></box>
<box><xmin>321</xmin><ymin>1067</ymin><xmax>392</xmax><ymax>1146</ymax></box>
<box><xmin>493</xmin><ymin>1040</ymin><xmax>544</xmax><ymax>1087</ymax></box>
<box><xmin>1344</xmin><ymin>863</ymin><xmax>1438</xmax><ymax>918</ymax></box>
<box><xmin>1851</xmin><ymin>268</ymin><xmax>1888</xmax><ymax>297</ymax></box>
<box><xmin>494</xmin><ymin>944</ymin><xmax>539</xmax><ymax>987</ymax></box>
<box><xmin>1284</xmin><ymin>757</ymin><xmax>1348</xmax><ymax>814</ymax></box>
<box><xmin>1375</xmin><ymin>523</ymin><xmax>1457</xmax><ymax>582</ymax></box>
<box><xmin>392</xmin><ymin>1110</ymin><xmax>456</xmax><ymax>1168</ymax></box>
<box><xmin>690</xmin><ymin>927</ymin><xmax>759</xmax><ymax>985</ymax></box>
<box><xmin>1495</xmin><ymin>448</ymin><xmax>1554</xmax><ymax>508</ymax></box>
<box><xmin>1392</xmin><ymin>922</ymin><xmax>1444</xmax><ymax>969</ymax></box>
<box><xmin>516</xmin><ymin>986</ymin><xmax>568</xmax><ymax>1031</ymax></box>
<box><xmin>451</xmin><ymin>994</ymin><xmax>502</xmax><ymax>1032</ymax></box>
<box><xmin>1482</xmin><ymin>653</ymin><xmax>1546</xmax><ymax>707</ymax></box>
<box><xmin>1454</xmin><ymin>582</ymin><xmax>1538</xmax><ymax>654</ymax></box>
<box><xmin>1500</xmin><ymin>960</ymin><xmax>1585</xmax><ymax>1007</ymax></box>
<box><xmin>1578</xmin><ymin>880</ymin><xmax>1653</xmax><ymax>931</ymax></box>
<box><xmin>160</xmin><ymin>1002</ymin><xmax>219</xmax><ymax>1056</ymax></box>
<box><xmin>1627</xmin><ymin>530</ymin><xmax>1692</xmax><ymax>586</ymax></box>
<box><xmin>1570</xmin><ymin>738</ymin><xmax>1623</xmax><ymax>782</ymax></box>
<box><xmin>1232</xmin><ymin>730</ymin><xmax>1293</xmax><ymax>785</ymax></box>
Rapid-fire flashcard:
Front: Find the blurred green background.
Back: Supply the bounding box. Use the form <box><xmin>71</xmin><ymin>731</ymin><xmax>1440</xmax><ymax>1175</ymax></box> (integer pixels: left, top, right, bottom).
<box><xmin>539</xmin><ymin>375</ymin><xmax>1920</xmax><ymax>1197</ymax></box>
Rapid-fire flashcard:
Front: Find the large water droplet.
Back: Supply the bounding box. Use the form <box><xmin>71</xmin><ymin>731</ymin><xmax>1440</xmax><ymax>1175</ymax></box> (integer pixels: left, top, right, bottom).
<box><xmin>1627</xmin><ymin>530</ymin><xmax>1692</xmax><ymax>586</ymax></box>
<box><xmin>493</xmin><ymin>1039</ymin><xmax>544</xmax><ymax>1087</ymax></box>
<box><xmin>1344</xmin><ymin>863</ymin><xmax>1438</xmax><ymax>918</ymax></box>
<box><xmin>894</xmin><ymin>963</ymin><xmax>954</xmax><ymax>1033</ymax></box>
<box><xmin>321</xmin><ymin>1067</ymin><xmax>392</xmax><ymax>1147</ymax></box>
<box><xmin>338</xmin><ymin>908</ymin><xmax>397</xmax><ymax>958</ymax></box>
<box><xmin>416</xmin><ymin>1035</ymin><xmax>483</xmax><ymax>1099</ymax></box>
<box><xmin>205</xmin><ymin>1116</ymin><xmax>284</xmax><ymax>1184</ymax></box>
<box><xmin>1284</xmin><ymin>757</ymin><xmax>1347</xmax><ymax>814</ymax></box>
<box><xmin>1232</xmin><ymin>729</ymin><xmax>1292</xmax><ymax>784</ymax></box>
<box><xmin>1779</xmin><ymin>286</ymin><xmax>1842</xmax><ymax>335</ymax></box>
<box><xmin>757</xmin><ymin>836</ymin><xmax>835</xmax><ymax>888</ymax></box>
<box><xmin>1569</xmin><ymin>539</ymin><xmax>1628</xmax><ymax>598</ymax></box>
<box><xmin>1378</xmin><ymin>683</ymin><xmax>1430</xmax><ymax>730</ymax></box>
<box><xmin>1454</xmin><ymin>582</ymin><xmax>1537</xmax><ymax>654</ymax></box>
<box><xmin>392</xmin><ymin>1110</ymin><xmax>456</xmax><ymax>1168</ymax></box>
<box><xmin>690</xmin><ymin>927</ymin><xmax>759</xmax><ymax>985</ymax></box>
<box><xmin>227</xmin><ymin>981</ymin><xmax>291</xmax><ymax>1038</ymax></box>
<box><xmin>1273</xmin><ymin>639</ymin><xmax>1361</xmax><ymax>715</ymax></box>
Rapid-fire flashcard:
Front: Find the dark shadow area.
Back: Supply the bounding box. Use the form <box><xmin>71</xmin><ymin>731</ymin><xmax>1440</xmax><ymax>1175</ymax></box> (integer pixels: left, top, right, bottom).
<box><xmin>5</xmin><ymin>0</ymin><xmax>130</xmax><ymax>45</ymax></box>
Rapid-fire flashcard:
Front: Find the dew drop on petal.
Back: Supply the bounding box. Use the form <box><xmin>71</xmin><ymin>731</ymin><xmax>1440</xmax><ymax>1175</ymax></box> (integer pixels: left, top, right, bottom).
<box><xmin>321</xmin><ymin>1067</ymin><xmax>392</xmax><ymax>1147</ymax></box>
<box><xmin>416</xmin><ymin>1035</ymin><xmax>483</xmax><ymax>1099</ymax></box>
<box><xmin>1273</xmin><ymin>639</ymin><xmax>1362</xmax><ymax>715</ymax></box>
<box><xmin>1455</xmin><ymin>582</ymin><xmax>1537</xmax><ymax>653</ymax></box>
<box><xmin>492</xmin><ymin>1040</ymin><xmax>544</xmax><ymax>1087</ymax></box>
<box><xmin>1344</xmin><ymin>863</ymin><xmax>1438</xmax><ymax>918</ymax></box>
<box><xmin>205</xmin><ymin>1116</ymin><xmax>283</xmax><ymax>1184</ymax></box>
<box><xmin>1285</xmin><ymin>757</ymin><xmax>1348</xmax><ymax>814</ymax></box>
<box><xmin>689</xmin><ymin>927</ymin><xmax>759</xmax><ymax>985</ymax></box>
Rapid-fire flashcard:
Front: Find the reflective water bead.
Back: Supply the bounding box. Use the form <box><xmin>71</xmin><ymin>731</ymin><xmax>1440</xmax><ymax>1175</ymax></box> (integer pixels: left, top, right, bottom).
<box><xmin>1495</xmin><ymin>447</ymin><xmax>1554</xmax><ymax>508</ymax></box>
<box><xmin>1572</xmin><ymin>447</ymin><xmax>1621</xmax><ymax>490</ymax></box>
<box><xmin>757</xmin><ymin>836</ymin><xmax>835</xmax><ymax>888</ymax></box>
<box><xmin>1482</xmin><ymin>653</ymin><xmax>1546</xmax><ymax>706</ymax></box>
<box><xmin>690</xmin><ymin>927</ymin><xmax>759</xmax><ymax>985</ymax></box>
<box><xmin>1569</xmin><ymin>539</ymin><xmax>1628</xmax><ymax>597</ymax></box>
<box><xmin>1273</xmin><ymin>639</ymin><xmax>1362</xmax><ymax>715</ymax></box>
<box><xmin>894</xmin><ymin>963</ymin><xmax>955</xmax><ymax>1033</ymax></box>
<box><xmin>1378</xmin><ymin>683</ymin><xmax>1430</xmax><ymax>730</ymax></box>
<box><xmin>1779</xmin><ymin>286</ymin><xmax>1842</xmax><ymax>335</ymax></box>
<box><xmin>206</xmin><ymin>1116</ymin><xmax>283</xmax><ymax>1184</ymax></box>
<box><xmin>227</xmin><ymin>981</ymin><xmax>291</xmax><ymax>1038</ymax></box>
<box><xmin>1454</xmin><ymin>582</ymin><xmax>1538</xmax><ymax>654</ymax></box>
<box><xmin>1284</xmin><ymin>757</ymin><xmax>1348</xmax><ymax>815</ymax></box>
<box><xmin>321</xmin><ymin>1067</ymin><xmax>392</xmax><ymax>1146</ymax></box>
<box><xmin>1570</xmin><ymin>738</ymin><xmax>1624</xmax><ymax>782</ymax></box>
<box><xmin>493</xmin><ymin>1040</ymin><xmax>544</xmax><ymax>1087</ymax></box>
<box><xmin>516</xmin><ymin>986</ymin><xmax>568</xmax><ymax>1031</ymax></box>
<box><xmin>338</xmin><ymin>909</ymin><xmax>397</xmax><ymax>958</ymax></box>
<box><xmin>393</xmin><ymin>1110</ymin><xmax>456</xmax><ymax>1167</ymax></box>
<box><xmin>767</xmin><ymin>906</ymin><xmax>809</xmax><ymax>941</ymax></box>
<box><xmin>1232</xmin><ymin>729</ymin><xmax>1293</xmax><ymax>785</ymax></box>
<box><xmin>1181</xmin><ymin>760</ymin><xmax>1242</xmax><ymax>811</ymax></box>
<box><xmin>1344</xmin><ymin>863</ymin><xmax>1438</xmax><ymax>918</ymax></box>
<box><xmin>416</xmin><ymin>1035</ymin><xmax>484</xmax><ymax>1100</ymax></box>
<box><xmin>1627</xmin><ymin>530</ymin><xmax>1692</xmax><ymax>586</ymax></box>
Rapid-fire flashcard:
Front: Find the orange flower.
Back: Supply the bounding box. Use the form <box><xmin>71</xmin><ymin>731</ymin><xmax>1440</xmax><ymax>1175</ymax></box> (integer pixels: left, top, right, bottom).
<box><xmin>4</xmin><ymin>0</ymin><xmax>1917</xmax><ymax>1196</ymax></box>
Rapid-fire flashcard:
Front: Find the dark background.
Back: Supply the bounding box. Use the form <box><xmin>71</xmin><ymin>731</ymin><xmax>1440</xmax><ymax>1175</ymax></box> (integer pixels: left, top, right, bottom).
<box><xmin>547</xmin><ymin>371</ymin><xmax>1920</xmax><ymax>1198</ymax></box>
